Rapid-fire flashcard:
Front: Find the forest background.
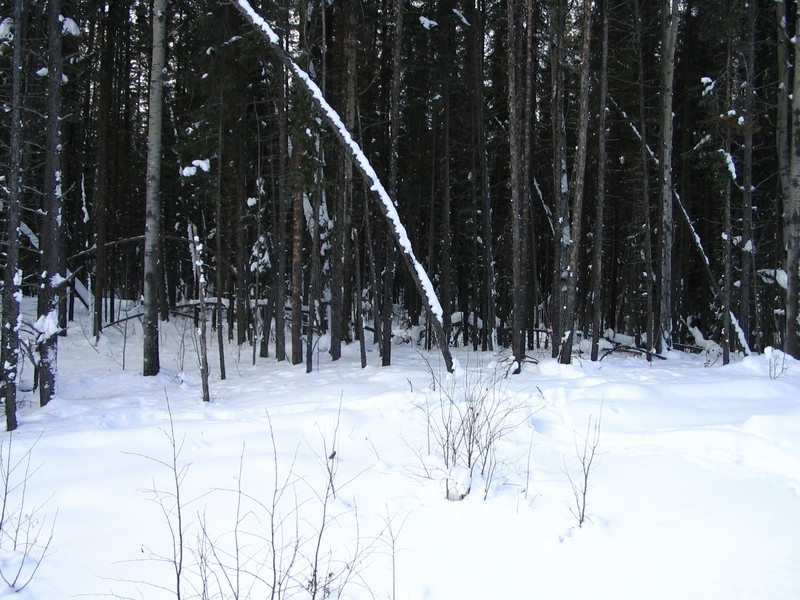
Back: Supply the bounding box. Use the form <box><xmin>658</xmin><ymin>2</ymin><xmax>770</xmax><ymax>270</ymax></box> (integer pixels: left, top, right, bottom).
<box><xmin>2</xmin><ymin>0</ymin><xmax>799</xmax><ymax>428</ymax></box>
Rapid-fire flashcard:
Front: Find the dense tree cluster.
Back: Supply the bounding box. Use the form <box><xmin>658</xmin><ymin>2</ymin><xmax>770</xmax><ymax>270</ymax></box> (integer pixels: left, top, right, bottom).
<box><xmin>1</xmin><ymin>0</ymin><xmax>798</xmax><ymax>427</ymax></box>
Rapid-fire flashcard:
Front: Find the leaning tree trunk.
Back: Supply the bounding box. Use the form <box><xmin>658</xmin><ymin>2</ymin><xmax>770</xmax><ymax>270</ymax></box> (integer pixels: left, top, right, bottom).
<box><xmin>38</xmin><ymin>0</ymin><xmax>65</xmax><ymax>406</ymax></box>
<box><xmin>2</xmin><ymin>0</ymin><xmax>26</xmax><ymax>430</ymax></box>
<box><xmin>232</xmin><ymin>0</ymin><xmax>454</xmax><ymax>372</ymax></box>
<box><xmin>142</xmin><ymin>0</ymin><xmax>167</xmax><ymax>376</ymax></box>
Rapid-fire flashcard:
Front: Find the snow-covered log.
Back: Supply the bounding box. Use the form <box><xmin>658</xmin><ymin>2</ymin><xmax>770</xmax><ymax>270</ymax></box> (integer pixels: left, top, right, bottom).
<box><xmin>231</xmin><ymin>0</ymin><xmax>454</xmax><ymax>372</ymax></box>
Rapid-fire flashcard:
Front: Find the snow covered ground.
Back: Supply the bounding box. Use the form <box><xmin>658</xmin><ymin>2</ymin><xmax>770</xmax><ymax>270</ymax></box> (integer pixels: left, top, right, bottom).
<box><xmin>3</xmin><ymin>306</ymin><xmax>799</xmax><ymax>599</ymax></box>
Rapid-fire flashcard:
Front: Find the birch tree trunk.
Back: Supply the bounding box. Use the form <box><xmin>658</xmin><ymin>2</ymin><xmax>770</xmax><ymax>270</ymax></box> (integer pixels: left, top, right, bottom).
<box><xmin>657</xmin><ymin>0</ymin><xmax>680</xmax><ymax>353</ymax></box>
<box><xmin>142</xmin><ymin>0</ymin><xmax>167</xmax><ymax>376</ymax></box>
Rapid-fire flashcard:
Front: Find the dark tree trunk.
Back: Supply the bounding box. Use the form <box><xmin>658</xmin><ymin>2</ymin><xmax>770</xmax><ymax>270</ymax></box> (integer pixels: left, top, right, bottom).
<box><xmin>93</xmin><ymin>0</ymin><xmax>119</xmax><ymax>339</ymax></box>
<box><xmin>549</xmin><ymin>0</ymin><xmax>568</xmax><ymax>359</ymax></box>
<box><xmin>38</xmin><ymin>0</ymin><xmax>65</xmax><ymax>405</ymax></box>
<box><xmin>635</xmin><ymin>0</ymin><xmax>655</xmax><ymax>354</ymax></box>
<box><xmin>2</xmin><ymin>0</ymin><xmax>25</xmax><ymax>430</ymax></box>
<box><xmin>590</xmin><ymin>0</ymin><xmax>609</xmax><ymax>362</ymax></box>
<box><xmin>215</xmin><ymin>112</ymin><xmax>227</xmax><ymax>380</ymax></box>
<box><xmin>471</xmin><ymin>0</ymin><xmax>495</xmax><ymax>351</ymax></box>
<box><xmin>507</xmin><ymin>0</ymin><xmax>525</xmax><ymax>366</ymax></box>
<box><xmin>291</xmin><ymin>141</ymin><xmax>304</xmax><ymax>366</ymax></box>
<box><xmin>740</xmin><ymin>0</ymin><xmax>755</xmax><ymax>350</ymax></box>
<box><xmin>558</xmin><ymin>0</ymin><xmax>592</xmax><ymax>365</ymax></box>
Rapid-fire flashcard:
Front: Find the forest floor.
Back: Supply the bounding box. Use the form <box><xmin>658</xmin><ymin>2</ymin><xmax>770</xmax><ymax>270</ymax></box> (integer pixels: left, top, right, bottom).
<box><xmin>2</xmin><ymin>303</ymin><xmax>799</xmax><ymax>599</ymax></box>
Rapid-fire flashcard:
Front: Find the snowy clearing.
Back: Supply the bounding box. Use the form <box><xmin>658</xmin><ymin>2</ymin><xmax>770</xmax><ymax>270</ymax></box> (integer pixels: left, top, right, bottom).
<box><xmin>3</xmin><ymin>304</ymin><xmax>799</xmax><ymax>599</ymax></box>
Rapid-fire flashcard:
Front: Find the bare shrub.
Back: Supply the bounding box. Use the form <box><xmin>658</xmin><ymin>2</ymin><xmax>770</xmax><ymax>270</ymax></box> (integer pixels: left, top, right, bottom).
<box><xmin>563</xmin><ymin>406</ymin><xmax>602</xmax><ymax>527</ymax></box>
<box><xmin>415</xmin><ymin>359</ymin><xmax>522</xmax><ymax>500</ymax></box>
<box><xmin>134</xmin><ymin>401</ymin><xmax>374</xmax><ymax>600</ymax></box>
<box><xmin>0</xmin><ymin>432</ymin><xmax>56</xmax><ymax>592</ymax></box>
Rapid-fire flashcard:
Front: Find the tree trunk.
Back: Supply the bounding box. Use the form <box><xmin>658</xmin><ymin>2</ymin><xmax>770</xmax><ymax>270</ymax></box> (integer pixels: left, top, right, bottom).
<box><xmin>590</xmin><ymin>0</ymin><xmax>609</xmax><ymax>362</ymax></box>
<box><xmin>635</xmin><ymin>0</ymin><xmax>655</xmax><ymax>355</ymax></box>
<box><xmin>786</xmin><ymin>0</ymin><xmax>800</xmax><ymax>358</ymax></box>
<box><xmin>740</xmin><ymin>0</ymin><xmax>755</xmax><ymax>350</ymax></box>
<box><xmin>189</xmin><ymin>225</ymin><xmax>211</xmax><ymax>402</ymax></box>
<box><xmin>507</xmin><ymin>0</ymin><xmax>525</xmax><ymax>366</ymax></box>
<box><xmin>291</xmin><ymin>142</ymin><xmax>304</xmax><ymax>366</ymax></box>
<box><xmin>93</xmin><ymin>0</ymin><xmax>119</xmax><ymax>340</ymax></box>
<box><xmin>307</xmin><ymin>186</ymin><xmax>322</xmax><ymax>373</ymax></box>
<box><xmin>558</xmin><ymin>0</ymin><xmax>592</xmax><ymax>365</ymax></box>
<box><xmin>472</xmin><ymin>0</ymin><xmax>495</xmax><ymax>352</ymax></box>
<box><xmin>549</xmin><ymin>0</ymin><xmax>568</xmax><ymax>359</ymax></box>
<box><xmin>38</xmin><ymin>0</ymin><xmax>64</xmax><ymax>405</ymax></box>
<box><xmin>722</xmin><ymin>39</ymin><xmax>733</xmax><ymax>365</ymax></box>
<box><xmin>142</xmin><ymin>0</ymin><xmax>167</xmax><ymax>376</ymax></box>
<box><xmin>215</xmin><ymin>112</ymin><xmax>227</xmax><ymax>380</ymax></box>
<box><xmin>330</xmin><ymin>0</ymin><xmax>357</xmax><ymax>362</ymax></box>
<box><xmin>274</xmin><ymin>35</ymin><xmax>289</xmax><ymax>363</ymax></box>
<box><xmin>657</xmin><ymin>0</ymin><xmax>680</xmax><ymax>353</ymax></box>
<box><xmin>2</xmin><ymin>0</ymin><xmax>25</xmax><ymax>430</ymax></box>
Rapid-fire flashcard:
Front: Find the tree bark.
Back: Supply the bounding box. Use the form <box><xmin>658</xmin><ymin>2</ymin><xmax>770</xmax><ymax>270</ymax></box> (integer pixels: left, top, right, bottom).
<box><xmin>549</xmin><ymin>0</ymin><xmax>568</xmax><ymax>359</ymax></box>
<box><xmin>635</xmin><ymin>0</ymin><xmax>655</xmax><ymax>355</ymax></box>
<box><xmin>740</xmin><ymin>0</ymin><xmax>755</xmax><ymax>350</ymax></box>
<box><xmin>142</xmin><ymin>0</ymin><xmax>167</xmax><ymax>376</ymax></box>
<box><xmin>2</xmin><ymin>0</ymin><xmax>25</xmax><ymax>430</ymax></box>
<box><xmin>38</xmin><ymin>0</ymin><xmax>65</xmax><ymax>405</ymax></box>
<box><xmin>215</xmin><ymin>110</ymin><xmax>227</xmax><ymax>380</ymax></box>
<box><xmin>93</xmin><ymin>0</ymin><xmax>119</xmax><ymax>340</ymax></box>
<box><xmin>786</xmin><ymin>0</ymin><xmax>800</xmax><ymax>358</ymax></box>
<box><xmin>657</xmin><ymin>0</ymin><xmax>680</xmax><ymax>353</ymax></box>
<box><xmin>507</xmin><ymin>0</ymin><xmax>525</xmax><ymax>366</ymax></box>
<box><xmin>471</xmin><ymin>0</ymin><xmax>495</xmax><ymax>352</ymax></box>
<box><xmin>590</xmin><ymin>0</ymin><xmax>609</xmax><ymax>362</ymax></box>
<box><xmin>558</xmin><ymin>0</ymin><xmax>592</xmax><ymax>365</ymax></box>
<box><xmin>290</xmin><ymin>141</ymin><xmax>304</xmax><ymax>366</ymax></box>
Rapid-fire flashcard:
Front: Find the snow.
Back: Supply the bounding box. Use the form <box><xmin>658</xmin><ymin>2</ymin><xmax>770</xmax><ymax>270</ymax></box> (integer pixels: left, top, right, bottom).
<box><xmin>452</xmin><ymin>9</ymin><xmax>471</xmax><ymax>26</ymax></box>
<box><xmin>0</xmin><ymin>18</ymin><xmax>13</xmax><ymax>42</ymax></box>
<box><xmin>5</xmin><ymin>301</ymin><xmax>800</xmax><ymax>599</ymax></box>
<box><xmin>719</xmin><ymin>149</ymin><xmax>737</xmax><ymax>181</ymax></box>
<box><xmin>60</xmin><ymin>16</ymin><xmax>80</xmax><ymax>36</ymax></box>
<box><xmin>182</xmin><ymin>159</ymin><xmax>210</xmax><ymax>177</ymax></box>
<box><xmin>419</xmin><ymin>16</ymin><xmax>438</xmax><ymax>30</ymax></box>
